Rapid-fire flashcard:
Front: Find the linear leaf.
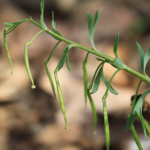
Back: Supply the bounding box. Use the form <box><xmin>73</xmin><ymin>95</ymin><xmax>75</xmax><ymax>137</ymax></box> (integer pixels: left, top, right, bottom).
<box><xmin>93</xmin><ymin>8</ymin><xmax>102</xmax><ymax>32</ymax></box>
<box><xmin>51</xmin><ymin>11</ymin><xmax>63</xmax><ymax>40</ymax></box>
<box><xmin>125</xmin><ymin>110</ymin><xmax>137</xmax><ymax>131</ymax></box>
<box><xmin>88</xmin><ymin>63</ymin><xmax>103</xmax><ymax>91</ymax></box>
<box><xmin>58</xmin><ymin>44</ymin><xmax>74</xmax><ymax>72</ymax></box>
<box><xmin>136</xmin><ymin>42</ymin><xmax>145</xmax><ymax>74</ymax></box>
<box><xmin>143</xmin><ymin>47</ymin><xmax>150</xmax><ymax>75</ymax></box>
<box><xmin>58</xmin><ymin>53</ymin><xmax>66</xmax><ymax>71</ymax></box>
<box><xmin>113</xmin><ymin>34</ymin><xmax>119</xmax><ymax>57</ymax></box>
<box><xmin>90</xmin><ymin>65</ymin><xmax>103</xmax><ymax>94</ymax></box>
<box><xmin>102</xmin><ymin>75</ymin><xmax>118</xmax><ymax>95</ymax></box>
<box><xmin>5</xmin><ymin>19</ymin><xmax>28</xmax><ymax>34</ymax></box>
<box><xmin>87</xmin><ymin>13</ymin><xmax>94</xmax><ymax>48</ymax></box>
<box><xmin>40</xmin><ymin>0</ymin><xmax>47</xmax><ymax>30</ymax></box>
<box><xmin>3</xmin><ymin>30</ymin><xmax>13</xmax><ymax>74</ymax></box>
<box><xmin>93</xmin><ymin>10</ymin><xmax>98</xmax><ymax>29</ymax></box>
<box><xmin>65</xmin><ymin>55</ymin><xmax>71</xmax><ymax>72</ymax></box>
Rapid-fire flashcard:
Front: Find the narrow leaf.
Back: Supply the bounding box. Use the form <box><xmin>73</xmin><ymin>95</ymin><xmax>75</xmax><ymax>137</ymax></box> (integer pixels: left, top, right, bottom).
<box><xmin>87</xmin><ymin>13</ymin><xmax>94</xmax><ymax>48</ymax></box>
<box><xmin>136</xmin><ymin>42</ymin><xmax>145</xmax><ymax>74</ymax></box>
<box><xmin>104</xmin><ymin>69</ymin><xmax>120</xmax><ymax>99</ymax></box>
<box><xmin>58</xmin><ymin>53</ymin><xmax>66</xmax><ymax>71</ymax></box>
<box><xmin>58</xmin><ymin>44</ymin><xmax>74</xmax><ymax>72</ymax></box>
<box><xmin>125</xmin><ymin>110</ymin><xmax>137</xmax><ymax>131</ymax></box>
<box><xmin>6</xmin><ymin>25</ymin><xmax>18</xmax><ymax>34</ymax></box>
<box><xmin>3</xmin><ymin>30</ymin><xmax>13</xmax><ymax>74</ymax></box>
<box><xmin>113</xmin><ymin>34</ymin><xmax>119</xmax><ymax>57</ymax></box>
<box><xmin>88</xmin><ymin>63</ymin><xmax>103</xmax><ymax>90</ymax></box>
<box><xmin>102</xmin><ymin>75</ymin><xmax>118</xmax><ymax>95</ymax></box>
<box><xmin>90</xmin><ymin>65</ymin><xmax>103</xmax><ymax>94</ymax></box>
<box><xmin>5</xmin><ymin>20</ymin><xmax>26</xmax><ymax>27</ymax></box>
<box><xmin>5</xmin><ymin>22</ymin><xmax>14</xmax><ymax>26</ymax></box>
<box><xmin>51</xmin><ymin>11</ymin><xmax>63</xmax><ymax>40</ymax></box>
<box><xmin>93</xmin><ymin>8</ymin><xmax>102</xmax><ymax>31</ymax></box>
<box><xmin>5</xmin><ymin>19</ymin><xmax>28</xmax><ymax>34</ymax></box>
<box><xmin>40</xmin><ymin>0</ymin><xmax>47</xmax><ymax>30</ymax></box>
<box><xmin>143</xmin><ymin>47</ymin><xmax>150</xmax><ymax>75</ymax></box>
<box><xmin>93</xmin><ymin>10</ymin><xmax>98</xmax><ymax>29</ymax></box>
<box><xmin>65</xmin><ymin>55</ymin><xmax>71</xmax><ymax>72</ymax></box>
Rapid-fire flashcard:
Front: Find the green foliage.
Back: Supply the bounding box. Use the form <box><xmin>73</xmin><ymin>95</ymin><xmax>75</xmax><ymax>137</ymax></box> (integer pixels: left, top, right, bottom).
<box><xmin>51</xmin><ymin>11</ymin><xmax>63</xmax><ymax>40</ymax></box>
<box><xmin>87</xmin><ymin>9</ymin><xmax>102</xmax><ymax>49</ymax></box>
<box><xmin>3</xmin><ymin>0</ymin><xmax>150</xmax><ymax>149</ymax></box>
<box><xmin>90</xmin><ymin>65</ymin><xmax>103</xmax><ymax>94</ymax></box>
<box><xmin>40</xmin><ymin>0</ymin><xmax>47</xmax><ymax>30</ymax></box>
<box><xmin>136</xmin><ymin>42</ymin><xmax>150</xmax><ymax>76</ymax></box>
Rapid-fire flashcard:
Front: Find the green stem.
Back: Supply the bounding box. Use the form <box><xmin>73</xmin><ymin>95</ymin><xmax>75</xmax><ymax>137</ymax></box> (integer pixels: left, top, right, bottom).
<box><xmin>130</xmin><ymin>125</ymin><xmax>143</xmax><ymax>150</ymax></box>
<box><xmin>43</xmin><ymin>29</ymin><xmax>150</xmax><ymax>84</ymax></box>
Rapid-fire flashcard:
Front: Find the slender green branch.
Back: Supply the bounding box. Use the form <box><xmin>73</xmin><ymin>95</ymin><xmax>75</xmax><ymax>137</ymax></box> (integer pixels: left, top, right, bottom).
<box><xmin>44</xmin><ymin>29</ymin><xmax>150</xmax><ymax>84</ymax></box>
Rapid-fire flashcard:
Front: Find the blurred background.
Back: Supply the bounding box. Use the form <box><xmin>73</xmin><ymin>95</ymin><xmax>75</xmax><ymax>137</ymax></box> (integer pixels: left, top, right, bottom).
<box><xmin>0</xmin><ymin>0</ymin><xmax>150</xmax><ymax>150</ymax></box>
